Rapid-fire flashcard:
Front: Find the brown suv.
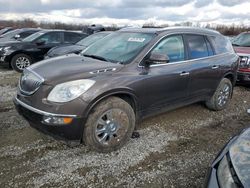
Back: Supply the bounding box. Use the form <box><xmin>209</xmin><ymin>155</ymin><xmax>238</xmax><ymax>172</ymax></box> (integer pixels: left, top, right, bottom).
<box><xmin>14</xmin><ymin>27</ymin><xmax>238</xmax><ymax>152</ymax></box>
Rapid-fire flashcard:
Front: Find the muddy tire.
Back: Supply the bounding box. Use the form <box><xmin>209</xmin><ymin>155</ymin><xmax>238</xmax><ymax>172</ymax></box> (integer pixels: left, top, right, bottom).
<box><xmin>11</xmin><ymin>54</ymin><xmax>32</xmax><ymax>73</ymax></box>
<box><xmin>83</xmin><ymin>97</ymin><xmax>135</xmax><ymax>152</ymax></box>
<box><xmin>206</xmin><ymin>78</ymin><xmax>233</xmax><ymax>111</ymax></box>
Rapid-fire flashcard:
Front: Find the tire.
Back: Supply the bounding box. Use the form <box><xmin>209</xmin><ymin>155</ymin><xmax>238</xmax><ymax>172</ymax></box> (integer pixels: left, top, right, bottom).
<box><xmin>206</xmin><ymin>78</ymin><xmax>233</xmax><ymax>111</ymax></box>
<box><xmin>83</xmin><ymin>97</ymin><xmax>135</xmax><ymax>152</ymax></box>
<box><xmin>11</xmin><ymin>54</ymin><xmax>32</xmax><ymax>73</ymax></box>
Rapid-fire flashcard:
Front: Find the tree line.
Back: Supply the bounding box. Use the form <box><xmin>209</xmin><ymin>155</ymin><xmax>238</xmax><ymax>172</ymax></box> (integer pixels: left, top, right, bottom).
<box><xmin>0</xmin><ymin>19</ymin><xmax>249</xmax><ymax>36</ymax></box>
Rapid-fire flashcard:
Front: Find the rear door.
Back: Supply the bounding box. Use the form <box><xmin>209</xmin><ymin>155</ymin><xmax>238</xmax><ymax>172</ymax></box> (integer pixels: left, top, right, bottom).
<box><xmin>184</xmin><ymin>34</ymin><xmax>221</xmax><ymax>99</ymax></box>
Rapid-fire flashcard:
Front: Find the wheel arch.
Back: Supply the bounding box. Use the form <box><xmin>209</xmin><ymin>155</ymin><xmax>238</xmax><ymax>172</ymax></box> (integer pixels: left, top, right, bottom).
<box><xmin>84</xmin><ymin>89</ymin><xmax>140</xmax><ymax>121</ymax></box>
<box><xmin>223</xmin><ymin>71</ymin><xmax>236</xmax><ymax>86</ymax></box>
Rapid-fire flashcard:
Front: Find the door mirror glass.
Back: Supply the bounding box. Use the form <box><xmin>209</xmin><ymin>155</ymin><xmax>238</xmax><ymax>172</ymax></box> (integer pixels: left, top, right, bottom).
<box><xmin>148</xmin><ymin>52</ymin><xmax>170</xmax><ymax>64</ymax></box>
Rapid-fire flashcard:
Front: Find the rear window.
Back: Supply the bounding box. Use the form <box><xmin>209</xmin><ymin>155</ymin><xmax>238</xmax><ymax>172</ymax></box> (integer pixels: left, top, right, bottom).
<box><xmin>186</xmin><ymin>35</ymin><xmax>210</xmax><ymax>59</ymax></box>
<box><xmin>208</xmin><ymin>35</ymin><xmax>234</xmax><ymax>54</ymax></box>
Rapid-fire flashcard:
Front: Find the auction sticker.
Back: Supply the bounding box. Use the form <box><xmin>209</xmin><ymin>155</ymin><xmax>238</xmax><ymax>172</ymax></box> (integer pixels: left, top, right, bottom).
<box><xmin>128</xmin><ymin>37</ymin><xmax>145</xmax><ymax>42</ymax></box>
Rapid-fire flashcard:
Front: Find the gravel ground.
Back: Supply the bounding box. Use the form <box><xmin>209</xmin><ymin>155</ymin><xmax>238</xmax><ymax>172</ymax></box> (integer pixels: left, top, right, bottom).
<box><xmin>0</xmin><ymin>66</ymin><xmax>250</xmax><ymax>188</ymax></box>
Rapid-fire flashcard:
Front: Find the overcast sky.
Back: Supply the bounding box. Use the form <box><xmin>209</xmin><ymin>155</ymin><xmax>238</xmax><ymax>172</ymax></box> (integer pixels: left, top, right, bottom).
<box><xmin>0</xmin><ymin>0</ymin><xmax>250</xmax><ymax>26</ymax></box>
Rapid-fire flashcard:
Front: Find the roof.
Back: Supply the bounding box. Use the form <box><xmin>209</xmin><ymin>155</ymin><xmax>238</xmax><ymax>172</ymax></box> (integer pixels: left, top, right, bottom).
<box><xmin>119</xmin><ymin>26</ymin><xmax>220</xmax><ymax>36</ymax></box>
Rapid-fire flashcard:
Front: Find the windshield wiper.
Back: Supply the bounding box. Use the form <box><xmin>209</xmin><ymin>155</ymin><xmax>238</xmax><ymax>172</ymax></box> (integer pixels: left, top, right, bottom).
<box><xmin>83</xmin><ymin>54</ymin><xmax>109</xmax><ymax>62</ymax></box>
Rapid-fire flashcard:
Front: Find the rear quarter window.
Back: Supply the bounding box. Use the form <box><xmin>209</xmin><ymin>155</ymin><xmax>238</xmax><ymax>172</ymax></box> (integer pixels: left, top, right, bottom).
<box><xmin>208</xmin><ymin>35</ymin><xmax>234</xmax><ymax>54</ymax></box>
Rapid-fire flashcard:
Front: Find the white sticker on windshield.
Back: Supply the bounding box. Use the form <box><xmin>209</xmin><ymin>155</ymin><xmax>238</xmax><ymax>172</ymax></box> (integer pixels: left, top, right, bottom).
<box><xmin>128</xmin><ymin>37</ymin><xmax>145</xmax><ymax>42</ymax></box>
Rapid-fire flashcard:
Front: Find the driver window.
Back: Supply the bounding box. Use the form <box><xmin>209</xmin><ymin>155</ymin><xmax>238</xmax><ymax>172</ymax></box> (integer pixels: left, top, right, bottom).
<box><xmin>152</xmin><ymin>35</ymin><xmax>185</xmax><ymax>63</ymax></box>
<box><xmin>37</xmin><ymin>32</ymin><xmax>61</xmax><ymax>44</ymax></box>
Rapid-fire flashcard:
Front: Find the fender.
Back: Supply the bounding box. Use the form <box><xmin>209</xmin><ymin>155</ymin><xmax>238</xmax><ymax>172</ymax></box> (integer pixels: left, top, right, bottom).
<box><xmin>83</xmin><ymin>87</ymin><xmax>140</xmax><ymax>119</ymax></box>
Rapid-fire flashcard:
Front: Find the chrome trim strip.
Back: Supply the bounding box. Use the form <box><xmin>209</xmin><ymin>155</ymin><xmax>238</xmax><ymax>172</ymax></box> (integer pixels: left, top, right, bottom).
<box><xmin>138</xmin><ymin>52</ymin><xmax>231</xmax><ymax>68</ymax></box>
<box><xmin>15</xmin><ymin>97</ymin><xmax>77</xmax><ymax>118</ymax></box>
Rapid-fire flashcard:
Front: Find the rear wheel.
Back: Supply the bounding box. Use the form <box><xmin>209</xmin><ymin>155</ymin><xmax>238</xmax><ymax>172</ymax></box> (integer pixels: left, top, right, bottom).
<box><xmin>11</xmin><ymin>54</ymin><xmax>32</xmax><ymax>73</ymax></box>
<box><xmin>206</xmin><ymin>78</ymin><xmax>233</xmax><ymax>111</ymax></box>
<box><xmin>83</xmin><ymin>97</ymin><xmax>135</xmax><ymax>152</ymax></box>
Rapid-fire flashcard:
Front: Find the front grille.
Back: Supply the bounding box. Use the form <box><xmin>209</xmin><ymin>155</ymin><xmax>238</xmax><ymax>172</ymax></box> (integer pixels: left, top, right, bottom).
<box><xmin>239</xmin><ymin>56</ymin><xmax>250</xmax><ymax>69</ymax></box>
<box><xmin>19</xmin><ymin>69</ymin><xmax>43</xmax><ymax>95</ymax></box>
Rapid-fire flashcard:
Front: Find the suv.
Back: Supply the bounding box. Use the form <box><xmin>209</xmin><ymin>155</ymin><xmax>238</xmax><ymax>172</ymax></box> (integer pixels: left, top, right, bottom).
<box><xmin>232</xmin><ymin>32</ymin><xmax>250</xmax><ymax>84</ymax></box>
<box><xmin>0</xmin><ymin>30</ymin><xmax>87</xmax><ymax>72</ymax></box>
<box><xmin>14</xmin><ymin>27</ymin><xmax>238</xmax><ymax>152</ymax></box>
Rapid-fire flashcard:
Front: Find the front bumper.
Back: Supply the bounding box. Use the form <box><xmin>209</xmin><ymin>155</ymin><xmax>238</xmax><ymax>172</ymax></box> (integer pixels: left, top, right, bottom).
<box><xmin>237</xmin><ymin>71</ymin><xmax>250</xmax><ymax>83</ymax></box>
<box><xmin>13</xmin><ymin>97</ymin><xmax>86</xmax><ymax>141</ymax></box>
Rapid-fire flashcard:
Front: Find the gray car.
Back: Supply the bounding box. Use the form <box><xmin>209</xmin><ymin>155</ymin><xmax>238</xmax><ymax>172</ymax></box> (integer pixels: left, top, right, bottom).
<box><xmin>14</xmin><ymin>27</ymin><xmax>238</xmax><ymax>152</ymax></box>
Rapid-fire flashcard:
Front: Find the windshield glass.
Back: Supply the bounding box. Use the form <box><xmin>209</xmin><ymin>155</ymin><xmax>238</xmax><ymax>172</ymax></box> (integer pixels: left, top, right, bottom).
<box><xmin>82</xmin><ymin>32</ymin><xmax>154</xmax><ymax>64</ymax></box>
<box><xmin>77</xmin><ymin>32</ymin><xmax>110</xmax><ymax>47</ymax></box>
<box><xmin>232</xmin><ymin>33</ymin><xmax>250</xmax><ymax>47</ymax></box>
<box><xmin>0</xmin><ymin>29</ymin><xmax>21</xmax><ymax>38</ymax></box>
<box><xmin>22</xmin><ymin>31</ymin><xmax>45</xmax><ymax>42</ymax></box>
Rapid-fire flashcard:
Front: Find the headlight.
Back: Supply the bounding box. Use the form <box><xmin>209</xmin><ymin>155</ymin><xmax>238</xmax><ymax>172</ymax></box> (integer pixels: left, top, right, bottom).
<box><xmin>217</xmin><ymin>155</ymin><xmax>237</xmax><ymax>188</ymax></box>
<box><xmin>47</xmin><ymin>79</ymin><xmax>95</xmax><ymax>103</ymax></box>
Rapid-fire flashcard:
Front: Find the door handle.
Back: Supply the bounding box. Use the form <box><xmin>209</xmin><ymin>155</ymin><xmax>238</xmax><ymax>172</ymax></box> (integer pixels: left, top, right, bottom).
<box><xmin>212</xmin><ymin>65</ymin><xmax>219</xmax><ymax>69</ymax></box>
<box><xmin>180</xmin><ymin>71</ymin><xmax>190</xmax><ymax>76</ymax></box>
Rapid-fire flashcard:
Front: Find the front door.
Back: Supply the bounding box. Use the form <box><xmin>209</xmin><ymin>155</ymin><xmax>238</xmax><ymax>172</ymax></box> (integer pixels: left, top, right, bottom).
<box><xmin>137</xmin><ymin>35</ymin><xmax>191</xmax><ymax>114</ymax></box>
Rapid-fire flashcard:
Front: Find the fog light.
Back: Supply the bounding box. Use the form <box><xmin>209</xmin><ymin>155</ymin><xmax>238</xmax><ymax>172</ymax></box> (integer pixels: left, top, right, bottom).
<box><xmin>42</xmin><ymin>116</ymin><xmax>73</xmax><ymax>125</ymax></box>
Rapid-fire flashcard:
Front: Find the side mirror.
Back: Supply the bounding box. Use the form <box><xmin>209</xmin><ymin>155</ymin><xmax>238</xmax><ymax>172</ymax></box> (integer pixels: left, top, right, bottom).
<box><xmin>36</xmin><ymin>39</ymin><xmax>46</xmax><ymax>46</ymax></box>
<box><xmin>148</xmin><ymin>52</ymin><xmax>170</xmax><ymax>64</ymax></box>
<box><xmin>14</xmin><ymin>34</ymin><xmax>20</xmax><ymax>39</ymax></box>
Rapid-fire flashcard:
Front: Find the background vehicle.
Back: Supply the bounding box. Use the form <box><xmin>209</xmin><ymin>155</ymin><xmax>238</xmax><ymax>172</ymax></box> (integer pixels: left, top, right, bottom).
<box><xmin>82</xmin><ymin>24</ymin><xmax>105</xmax><ymax>35</ymax></box>
<box><xmin>0</xmin><ymin>27</ymin><xmax>14</xmax><ymax>35</ymax></box>
<box><xmin>232</xmin><ymin>32</ymin><xmax>250</xmax><ymax>84</ymax></box>
<box><xmin>0</xmin><ymin>30</ymin><xmax>87</xmax><ymax>72</ymax></box>
<box><xmin>45</xmin><ymin>31</ymin><xmax>112</xmax><ymax>59</ymax></box>
<box><xmin>0</xmin><ymin>28</ymin><xmax>41</xmax><ymax>43</ymax></box>
<box><xmin>14</xmin><ymin>27</ymin><xmax>238</xmax><ymax>152</ymax></box>
<box><xmin>205</xmin><ymin>127</ymin><xmax>250</xmax><ymax>188</ymax></box>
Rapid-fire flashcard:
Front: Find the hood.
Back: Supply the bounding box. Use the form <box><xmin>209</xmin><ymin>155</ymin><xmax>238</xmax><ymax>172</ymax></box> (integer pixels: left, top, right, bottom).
<box><xmin>234</xmin><ymin>46</ymin><xmax>250</xmax><ymax>55</ymax></box>
<box><xmin>0</xmin><ymin>40</ymin><xmax>30</xmax><ymax>47</ymax></box>
<box><xmin>0</xmin><ymin>37</ymin><xmax>16</xmax><ymax>43</ymax></box>
<box><xmin>229</xmin><ymin>128</ymin><xmax>250</xmax><ymax>188</ymax></box>
<box><xmin>29</xmin><ymin>53</ymin><xmax>123</xmax><ymax>85</ymax></box>
<box><xmin>47</xmin><ymin>44</ymin><xmax>85</xmax><ymax>57</ymax></box>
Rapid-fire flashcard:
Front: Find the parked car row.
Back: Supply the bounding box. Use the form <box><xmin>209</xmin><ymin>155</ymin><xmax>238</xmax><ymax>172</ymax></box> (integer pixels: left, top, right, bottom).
<box><xmin>0</xmin><ymin>29</ymin><xmax>88</xmax><ymax>72</ymax></box>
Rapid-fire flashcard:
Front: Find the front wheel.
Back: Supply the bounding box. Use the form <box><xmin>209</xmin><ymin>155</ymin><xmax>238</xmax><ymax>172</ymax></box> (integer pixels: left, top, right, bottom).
<box><xmin>206</xmin><ymin>78</ymin><xmax>233</xmax><ymax>111</ymax></box>
<box><xmin>11</xmin><ymin>54</ymin><xmax>32</xmax><ymax>73</ymax></box>
<box><xmin>83</xmin><ymin>97</ymin><xmax>135</xmax><ymax>152</ymax></box>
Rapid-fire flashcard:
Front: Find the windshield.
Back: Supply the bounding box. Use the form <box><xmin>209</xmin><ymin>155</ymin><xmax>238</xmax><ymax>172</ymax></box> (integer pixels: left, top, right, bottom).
<box><xmin>82</xmin><ymin>32</ymin><xmax>154</xmax><ymax>64</ymax></box>
<box><xmin>0</xmin><ymin>29</ymin><xmax>21</xmax><ymax>38</ymax></box>
<box><xmin>22</xmin><ymin>31</ymin><xmax>45</xmax><ymax>42</ymax></box>
<box><xmin>232</xmin><ymin>33</ymin><xmax>250</xmax><ymax>47</ymax></box>
<box><xmin>77</xmin><ymin>32</ymin><xmax>110</xmax><ymax>47</ymax></box>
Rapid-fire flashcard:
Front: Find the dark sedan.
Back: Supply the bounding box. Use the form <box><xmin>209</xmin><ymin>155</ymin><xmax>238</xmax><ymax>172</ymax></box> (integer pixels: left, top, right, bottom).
<box><xmin>205</xmin><ymin>127</ymin><xmax>250</xmax><ymax>188</ymax></box>
<box><xmin>0</xmin><ymin>30</ymin><xmax>87</xmax><ymax>72</ymax></box>
<box><xmin>45</xmin><ymin>31</ymin><xmax>112</xmax><ymax>59</ymax></box>
<box><xmin>0</xmin><ymin>28</ymin><xmax>41</xmax><ymax>43</ymax></box>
